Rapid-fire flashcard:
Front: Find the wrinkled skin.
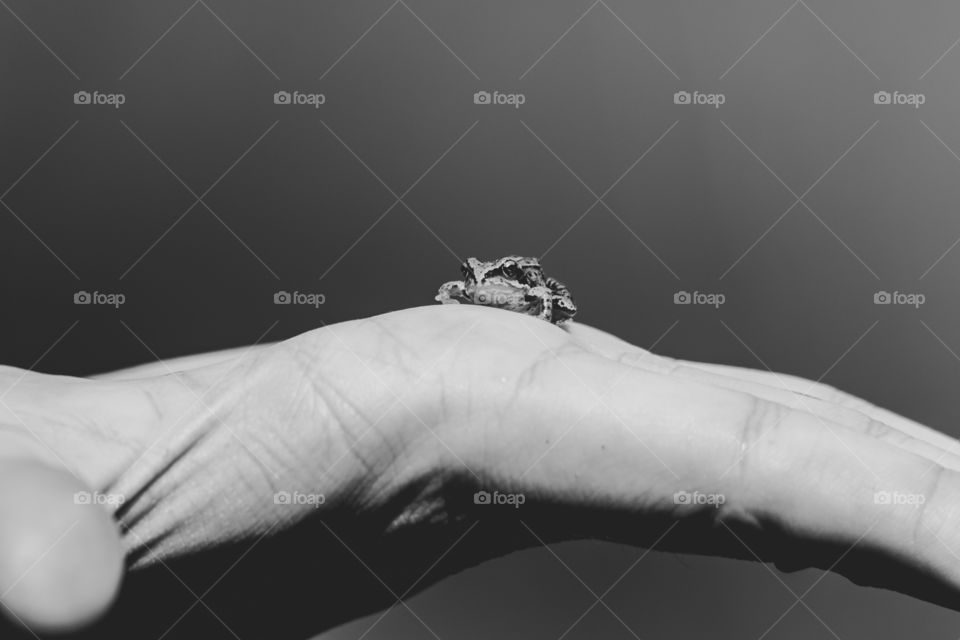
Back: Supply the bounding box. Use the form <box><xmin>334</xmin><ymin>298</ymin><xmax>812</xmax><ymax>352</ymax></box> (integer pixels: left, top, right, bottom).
<box><xmin>1</xmin><ymin>305</ymin><xmax>960</xmax><ymax>636</ymax></box>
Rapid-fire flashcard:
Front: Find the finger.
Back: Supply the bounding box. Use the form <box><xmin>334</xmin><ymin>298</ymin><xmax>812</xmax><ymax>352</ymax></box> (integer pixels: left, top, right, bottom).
<box><xmin>569</xmin><ymin>323</ymin><xmax>960</xmax><ymax>461</ymax></box>
<box><xmin>689</xmin><ymin>361</ymin><xmax>960</xmax><ymax>452</ymax></box>
<box><xmin>0</xmin><ymin>459</ymin><xmax>124</xmax><ymax>633</ymax></box>
<box><xmin>643</xmin><ymin>359</ymin><xmax>960</xmax><ymax>472</ymax></box>
<box><xmin>500</xmin><ymin>357</ymin><xmax>960</xmax><ymax>611</ymax></box>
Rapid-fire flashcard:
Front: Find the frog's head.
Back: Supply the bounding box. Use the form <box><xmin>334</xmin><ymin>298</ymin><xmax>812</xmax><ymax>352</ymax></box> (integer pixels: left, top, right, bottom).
<box><xmin>492</xmin><ymin>256</ymin><xmax>543</xmax><ymax>286</ymax></box>
<box><xmin>460</xmin><ymin>257</ymin><xmax>490</xmax><ymax>284</ymax></box>
<box><xmin>461</xmin><ymin>256</ymin><xmax>542</xmax><ymax>286</ymax></box>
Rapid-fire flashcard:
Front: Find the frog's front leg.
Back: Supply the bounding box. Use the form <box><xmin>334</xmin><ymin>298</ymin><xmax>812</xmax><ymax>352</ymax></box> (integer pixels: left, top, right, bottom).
<box><xmin>546</xmin><ymin>276</ymin><xmax>577</xmax><ymax>324</ymax></box>
<box><xmin>436</xmin><ymin>281</ymin><xmax>469</xmax><ymax>304</ymax></box>
<box><xmin>526</xmin><ymin>286</ymin><xmax>554</xmax><ymax>323</ymax></box>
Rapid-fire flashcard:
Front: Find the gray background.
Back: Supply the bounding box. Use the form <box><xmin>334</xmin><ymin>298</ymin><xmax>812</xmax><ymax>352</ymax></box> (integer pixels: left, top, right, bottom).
<box><xmin>3</xmin><ymin>0</ymin><xmax>960</xmax><ymax>638</ymax></box>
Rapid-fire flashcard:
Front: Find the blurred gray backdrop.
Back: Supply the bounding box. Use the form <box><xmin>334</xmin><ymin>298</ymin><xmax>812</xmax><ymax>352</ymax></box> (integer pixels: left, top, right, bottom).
<box><xmin>3</xmin><ymin>1</ymin><xmax>960</xmax><ymax>638</ymax></box>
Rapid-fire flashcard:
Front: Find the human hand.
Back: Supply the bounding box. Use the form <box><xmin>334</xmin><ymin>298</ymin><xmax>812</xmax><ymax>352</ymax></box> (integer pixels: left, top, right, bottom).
<box><xmin>2</xmin><ymin>304</ymin><xmax>959</xmax><ymax>636</ymax></box>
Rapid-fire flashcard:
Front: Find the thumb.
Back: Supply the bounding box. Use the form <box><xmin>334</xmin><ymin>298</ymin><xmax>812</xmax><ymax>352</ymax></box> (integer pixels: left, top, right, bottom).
<box><xmin>0</xmin><ymin>459</ymin><xmax>124</xmax><ymax>633</ymax></box>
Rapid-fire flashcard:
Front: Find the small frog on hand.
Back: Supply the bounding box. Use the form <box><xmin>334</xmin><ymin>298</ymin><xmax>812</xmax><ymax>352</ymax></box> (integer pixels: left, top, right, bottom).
<box><xmin>435</xmin><ymin>256</ymin><xmax>577</xmax><ymax>325</ymax></box>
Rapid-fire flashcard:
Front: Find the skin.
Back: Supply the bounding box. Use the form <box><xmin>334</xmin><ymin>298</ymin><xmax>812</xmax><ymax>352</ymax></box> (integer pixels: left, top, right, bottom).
<box><xmin>1</xmin><ymin>304</ymin><xmax>960</xmax><ymax>635</ymax></box>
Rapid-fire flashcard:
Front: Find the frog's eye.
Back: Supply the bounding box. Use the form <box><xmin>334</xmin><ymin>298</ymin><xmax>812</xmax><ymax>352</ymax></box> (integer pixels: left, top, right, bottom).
<box><xmin>500</xmin><ymin>261</ymin><xmax>521</xmax><ymax>279</ymax></box>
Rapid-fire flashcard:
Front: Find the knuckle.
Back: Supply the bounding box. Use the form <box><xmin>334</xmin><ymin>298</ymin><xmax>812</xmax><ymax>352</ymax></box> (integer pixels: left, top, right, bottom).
<box><xmin>284</xmin><ymin>341</ymin><xmax>392</xmax><ymax>468</ymax></box>
<box><xmin>277</xmin><ymin>323</ymin><xmax>444</xmax><ymax>487</ymax></box>
<box><xmin>860</xmin><ymin>416</ymin><xmax>898</xmax><ymax>440</ymax></box>
<box><xmin>733</xmin><ymin>396</ymin><xmax>790</xmax><ymax>479</ymax></box>
<box><xmin>912</xmin><ymin>465</ymin><xmax>949</xmax><ymax>550</ymax></box>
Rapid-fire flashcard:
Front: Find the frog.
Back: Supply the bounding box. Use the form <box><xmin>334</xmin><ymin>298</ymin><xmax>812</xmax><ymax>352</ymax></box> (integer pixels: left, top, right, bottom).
<box><xmin>435</xmin><ymin>256</ymin><xmax>577</xmax><ymax>325</ymax></box>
